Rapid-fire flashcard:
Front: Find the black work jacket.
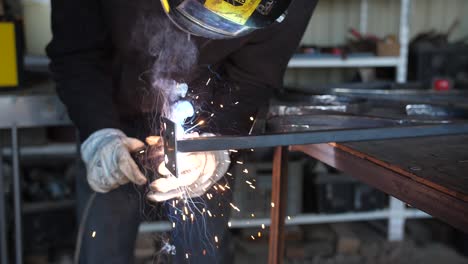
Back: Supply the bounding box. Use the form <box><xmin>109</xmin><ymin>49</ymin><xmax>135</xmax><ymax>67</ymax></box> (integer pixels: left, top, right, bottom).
<box><xmin>46</xmin><ymin>0</ymin><xmax>318</xmax><ymax>141</ymax></box>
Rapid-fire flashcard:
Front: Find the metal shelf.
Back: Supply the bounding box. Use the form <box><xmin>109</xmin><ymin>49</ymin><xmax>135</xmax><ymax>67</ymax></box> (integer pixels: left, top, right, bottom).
<box><xmin>288</xmin><ymin>56</ymin><xmax>400</xmax><ymax>68</ymax></box>
<box><xmin>1</xmin><ymin>143</ymin><xmax>76</xmax><ymax>157</ymax></box>
<box><xmin>287</xmin><ymin>0</ymin><xmax>410</xmax><ymax>84</ymax></box>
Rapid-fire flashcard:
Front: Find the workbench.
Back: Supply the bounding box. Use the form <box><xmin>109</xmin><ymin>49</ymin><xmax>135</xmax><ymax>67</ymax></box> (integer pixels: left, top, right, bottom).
<box><xmin>268</xmin><ymin>135</ymin><xmax>468</xmax><ymax>264</ymax></box>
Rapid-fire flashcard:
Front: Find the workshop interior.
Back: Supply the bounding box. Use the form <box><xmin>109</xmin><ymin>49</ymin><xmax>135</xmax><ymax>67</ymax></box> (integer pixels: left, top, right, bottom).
<box><xmin>1</xmin><ymin>0</ymin><xmax>468</xmax><ymax>263</ymax></box>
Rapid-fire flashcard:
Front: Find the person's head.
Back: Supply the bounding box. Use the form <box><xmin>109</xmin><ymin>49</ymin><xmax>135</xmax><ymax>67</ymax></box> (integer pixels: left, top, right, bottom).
<box><xmin>160</xmin><ymin>0</ymin><xmax>291</xmax><ymax>39</ymax></box>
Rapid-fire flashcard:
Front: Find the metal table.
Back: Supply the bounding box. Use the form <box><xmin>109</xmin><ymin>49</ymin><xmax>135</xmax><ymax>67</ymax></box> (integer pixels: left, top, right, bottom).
<box><xmin>0</xmin><ymin>88</ymin><xmax>70</xmax><ymax>264</ymax></box>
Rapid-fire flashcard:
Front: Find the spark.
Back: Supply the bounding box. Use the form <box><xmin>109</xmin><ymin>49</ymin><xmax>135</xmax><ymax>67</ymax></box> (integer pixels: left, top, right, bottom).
<box><xmin>195</xmin><ymin>95</ymin><xmax>199</xmax><ymax>99</ymax></box>
<box><xmin>245</xmin><ymin>180</ymin><xmax>253</xmax><ymax>185</ymax></box>
<box><xmin>184</xmin><ymin>206</ymin><xmax>189</xmax><ymax>215</ymax></box>
<box><xmin>229</xmin><ymin>149</ymin><xmax>238</xmax><ymax>153</ymax></box>
<box><xmin>227</xmin><ymin>172</ymin><xmax>232</xmax><ymax>176</ymax></box>
<box><xmin>185</xmin><ymin>120</ymin><xmax>205</xmax><ymax>133</ymax></box>
<box><xmin>236</xmin><ymin>161</ymin><xmax>244</xmax><ymax>165</ymax></box>
<box><xmin>251</xmin><ymin>213</ymin><xmax>255</xmax><ymax>218</ymax></box>
<box><xmin>251</xmin><ymin>149</ymin><xmax>254</xmax><ymax>152</ymax></box>
<box><xmin>220</xmin><ymin>104</ymin><xmax>224</xmax><ymax>108</ymax></box>
<box><xmin>202</xmin><ymin>208</ymin><xmax>206</xmax><ymax>213</ymax></box>
<box><xmin>182</xmin><ymin>215</ymin><xmax>186</xmax><ymax>221</ymax></box>
<box><xmin>210</xmin><ymin>113</ymin><xmax>215</xmax><ymax>117</ymax></box>
<box><xmin>228</xmin><ymin>221</ymin><xmax>232</xmax><ymax>227</ymax></box>
<box><xmin>218</xmin><ymin>184</ymin><xmax>226</xmax><ymax>191</ymax></box>
<box><xmin>211</xmin><ymin>101</ymin><xmax>214</xmax><ymax>105</ymax></box>
<box><xmin>243</xmin><ymin>169</ymin><xmax>249</xmax><ymax>174</ymax></box>
<box><xmin>207</xmin><ymin>210</ymin><xmax>213</xmax><ymax>217</ymax></box>
<box><xmin>250</xmin><ymin>116</ymin><xmax>254</xmax><ymax>121</ymax></box>
<box><xmin>287</xmin><ymin>216</ymin><xmax>291</xmax><ymax>220</ymax></box>
<box><xmin>191</xmin><ymin>214</ymin><xmax>194</xmax><ymax>222</ymax></box>
<box><xmin>249</xmin><ymin>185</ymin><xmax>256</xmax><ymax>189</ymax></box>
<box><xmin>172</xmin><ymin>222</ymin><xmax>176</xmax><ymax>228</ymax></box>
<box><xmin>91</xmin><ymin>231</ymin><xmax>96</xmax><ymax>238</ymax></box>
<box><xmin>234</xmin><ymin>101</ymin><xmax>239</xmax><ymax>105</ymax></box>
<box><xmin>262</xmin><ymin>224</ymin><xmax>266</xmax><ymax>229</ymax></box>
<box><xmin>214</xmin><ymin>236</ymin><xmax>219</xmax><ymax>243</ymax></box>
<box><xmin>206</xmin><ymin>78</ymin><xmax>211</xmax><ymax>86</ymax></box>
<box><xmin>224</xmin><ymin>184</ymin><xmax>231</xmax><ymax>190</ymax></box>
<box><xmin>186</xmin><ymin>253</ymin><xmax>189</xmax><ymax>259</ymax></box>
<box><xmin>213</xmin><ymin>185</ymin><xmax>218</xmax><ymax>191</ymax></box>
<box><xmin>203</xmin><ymin>249</ymin><xmax>207</xmax><ymax>256</ymax></box>
<box><xmin>271</xmin><ymin>202</ymin><xmax>275</xmax><ymax>208</ymax></box>
<box><xmin>251</xmin><ymin>235</ymin><xmax>256</xmax><ymax>240</ymax></box>
<box><xmin>230</xmin><ymin>203</ymin><xmax>241</xmax><ymax>212</ymax></box>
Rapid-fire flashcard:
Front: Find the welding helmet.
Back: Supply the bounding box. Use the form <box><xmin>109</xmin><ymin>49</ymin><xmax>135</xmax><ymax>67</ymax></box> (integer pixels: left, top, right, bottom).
<box><xmin>160</xmin><ymin>0</ymin><xmax>291</xmax><ymax>39</ymax></box>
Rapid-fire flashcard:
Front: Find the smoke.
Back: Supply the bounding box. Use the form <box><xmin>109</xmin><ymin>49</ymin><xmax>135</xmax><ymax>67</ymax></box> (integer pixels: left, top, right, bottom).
<box><xmin>132</xmin><ymin>15</ymin><xmax>199</xmax><ymax>128</ymax></box>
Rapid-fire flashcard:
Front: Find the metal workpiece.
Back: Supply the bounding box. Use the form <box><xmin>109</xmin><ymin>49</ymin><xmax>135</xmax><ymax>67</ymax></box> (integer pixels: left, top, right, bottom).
<box><xmin>170</xmin><ymin>122</ymin><xmax>468</xmax><ymax>153</ymax></box>
<box><xmin>161</xmin><ymin>117</ymin><xmax>179</xmax><ymax>177</ymax></box>
<box><xmin>269</xmin><ymin>95</ymin><xmax>368</xmax><ymax>116</ymax></box>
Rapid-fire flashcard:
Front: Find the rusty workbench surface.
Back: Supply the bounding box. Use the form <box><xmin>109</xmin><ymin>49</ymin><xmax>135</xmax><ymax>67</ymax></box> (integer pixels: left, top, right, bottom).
<box><xmin>292</xmin><ymin>134</ymin><xmax>468</xmax><ymax>233</ymax></box>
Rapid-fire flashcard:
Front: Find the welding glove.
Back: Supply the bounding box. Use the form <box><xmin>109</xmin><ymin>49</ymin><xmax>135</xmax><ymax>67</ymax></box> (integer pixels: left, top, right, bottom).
<box><xmin>81</xmin><ymin>128</ymin><xmax>147</xmax><ymax>193</ymax></box>
<box><xmin>147</xmin><ymin>133</ymin><xmax>230</xmax><ymax>202</ymax></box>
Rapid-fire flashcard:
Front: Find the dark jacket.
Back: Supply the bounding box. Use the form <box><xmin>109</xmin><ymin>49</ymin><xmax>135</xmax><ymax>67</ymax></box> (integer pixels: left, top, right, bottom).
<box><xmin>46</xmin><ymin>0</ymin><xmax>318</xmax><ymax>141</ymax></box>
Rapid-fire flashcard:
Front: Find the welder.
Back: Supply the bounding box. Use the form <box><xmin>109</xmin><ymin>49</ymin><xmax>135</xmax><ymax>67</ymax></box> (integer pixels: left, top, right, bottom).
<box><xmin>46</xmin><ymin>0</ymin><xmax>318</xmax><ymax>263</ymax></box>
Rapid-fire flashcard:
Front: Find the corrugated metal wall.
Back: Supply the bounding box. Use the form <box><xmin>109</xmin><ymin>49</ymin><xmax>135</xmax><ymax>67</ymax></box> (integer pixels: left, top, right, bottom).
<box><xmin>285</xmin><ymin>0</ymin><xmax>468</xmax><ymax>91</ymax></box>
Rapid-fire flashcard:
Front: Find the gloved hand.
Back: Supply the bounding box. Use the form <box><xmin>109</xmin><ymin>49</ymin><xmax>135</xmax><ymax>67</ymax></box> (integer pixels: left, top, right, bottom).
<box><xmin>81</xmin><ymin>129</ymin><xmax>147</xmax><ymax>193</ymax></box>
<box><xmin>147</xmin><ymin>133</ymin><xmax>230</xmax><ymax>202</ymax></box>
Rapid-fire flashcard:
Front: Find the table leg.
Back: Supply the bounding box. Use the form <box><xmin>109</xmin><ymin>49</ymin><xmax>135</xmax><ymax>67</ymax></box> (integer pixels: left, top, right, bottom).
<box><xmin>0</xmin><ymin>143</ymin><xmax>8</xmax><ymax>264</ymax></box>
<box><xmin>12</xmin><ymin>126</ymin><xmax>22</xmax><ymax>264</ymax></box>
<box><xmin>268</xmin><ymin>146</ymin><xmax>289</xmax><ymax>264</ymax></box>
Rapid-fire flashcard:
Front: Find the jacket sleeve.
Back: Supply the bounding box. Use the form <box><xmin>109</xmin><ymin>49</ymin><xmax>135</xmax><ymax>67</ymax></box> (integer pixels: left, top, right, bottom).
<box><xmin>206</xmin><ymin>0</ymin><xmax>318</xmax><ymax>135</ymax></box>
<box><xmin>46</xmin><ymin>0</ymin><xmax>120</xmax><ymax>142</ymax></box>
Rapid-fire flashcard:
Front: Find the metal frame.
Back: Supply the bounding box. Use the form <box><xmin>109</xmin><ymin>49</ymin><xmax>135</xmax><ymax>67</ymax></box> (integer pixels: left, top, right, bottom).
<box><xmin>0</xmin><ymin>94</ymin><xmax>70</xmax><ymax>264</ymax></box>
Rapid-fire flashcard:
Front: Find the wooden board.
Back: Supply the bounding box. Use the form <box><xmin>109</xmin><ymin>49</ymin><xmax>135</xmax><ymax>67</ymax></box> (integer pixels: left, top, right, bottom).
<box><xmin>340</xmin><ymin>135</ymin><xmax>468</xmax><ymax>202</ymax></box>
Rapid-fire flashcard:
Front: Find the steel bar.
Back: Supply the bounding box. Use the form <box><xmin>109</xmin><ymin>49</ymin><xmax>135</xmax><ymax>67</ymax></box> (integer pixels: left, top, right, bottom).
<box><xmin>175</xmin><ymin>123</ymin><xmax>468</xmax><ymax>152</ymax></box>
<box><xmin>12</xmin><ymin>126</ymin><xmax>22</xmax><ymax>264</ymax></box>
<box><xmin>268</xmin><ymin>147</ymin><xmax>289</xmax><ymax>264</ymax></box>
<box><xmin>0</xmin><ymin>143</ymin><xmax>8</xmax><ymax>264</ymax></box>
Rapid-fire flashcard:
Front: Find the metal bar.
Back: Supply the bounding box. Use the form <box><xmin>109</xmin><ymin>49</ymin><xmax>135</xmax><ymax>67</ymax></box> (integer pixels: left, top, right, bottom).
<box><xmin>0</xmin><ymin>143</ymin><xmax>8</xmax><ymax>264</ymax></box>
<box><xmin>397</xmin><ymin>0</ymin><xmax>411</xmax><ymax>83</ymax></box>
<box><xmin>359</xmin><ymin>0</ymin><xmax>369</xmax><ymax>34</ymax></box>
<box><xmin>11</xmin><ymin>126</ymin><xmax>22</xmax><ymax>264</ymax></box>
<box><xmin>268</xmin><ymin>147</ymin><xmax>288</xmax><ymax>264</ymax></box>
<box><xmin>176</xmin><ymin>123</ymin><xmax>468</xmax><ymax>152</ymax></box>
<box><xmin>388</xmin><ymin>197</ymin><xmax>405</xmax><ymax>241</ymax></box>
<box><xmin>138</xmin><ymin>210</ymin><xmax>431</xmax><ymax>233</ymax></box>
<box><xmin>229</xmin><ymin>210</ymin><xmax>430</xmax><ymax>229</ymax></box>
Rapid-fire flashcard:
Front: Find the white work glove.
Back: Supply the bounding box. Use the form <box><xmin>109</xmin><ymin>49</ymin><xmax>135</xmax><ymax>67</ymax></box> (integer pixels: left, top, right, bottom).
<box><xmin>81</xmin><ymin>128</ymin><xmax>147</xmax><ymax>193</ymax></box>
<box><xmin>147</xmin><ymin>133</ymin><xmax>231</xmax><ymax>202</ymax></box>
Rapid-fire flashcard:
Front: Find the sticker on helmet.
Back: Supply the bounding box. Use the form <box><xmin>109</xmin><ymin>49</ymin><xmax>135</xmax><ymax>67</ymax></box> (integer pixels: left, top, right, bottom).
<box><xmin>204</xmin><ymin>0</ymin><xmax>261</xmax><ymax>25</ymax></box>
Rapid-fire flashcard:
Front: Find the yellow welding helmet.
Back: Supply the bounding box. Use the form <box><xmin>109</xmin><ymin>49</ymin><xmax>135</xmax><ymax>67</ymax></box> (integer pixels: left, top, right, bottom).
<box><xmin>160</xmin><ymin>0</ymin><xmax>291</xmax><ymax>39</ymax></box>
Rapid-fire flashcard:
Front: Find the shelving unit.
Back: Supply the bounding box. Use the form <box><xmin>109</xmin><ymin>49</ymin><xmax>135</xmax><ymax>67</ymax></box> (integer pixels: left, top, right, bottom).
<box><xmin>288</xmin><ymin>0</ymin><xmax>410</xmax><ymax>84</ymax></box>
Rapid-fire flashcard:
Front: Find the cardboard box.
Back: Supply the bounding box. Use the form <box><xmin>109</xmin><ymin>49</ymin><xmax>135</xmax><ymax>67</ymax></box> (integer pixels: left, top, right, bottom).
<box><xmin>377</xmin><ymin>35</ymin><xmax>400</xmax><ymax>57</ymax></box>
